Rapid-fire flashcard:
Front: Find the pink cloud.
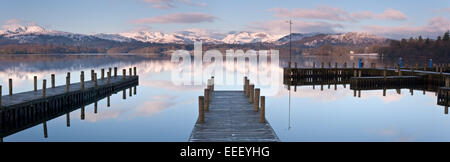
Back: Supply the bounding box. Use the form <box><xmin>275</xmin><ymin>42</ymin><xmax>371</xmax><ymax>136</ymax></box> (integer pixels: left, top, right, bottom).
<box><xmin>270</xmin><ymin>7</ymin><xmax>407</xmax><ymax>22</ymax></box>
<box><xmin>249</xmin><ymin>19</ymin><xmax>343</xmax><ymax>35</ymax></box>
<box><xmin>361</xmin><ymin>16</ymin><xmax>450</xmax><ymax>39</ymax></box>
<box><xmin>142</xmin><ymin>0</ymin><xmax>206</xmax><ymax>9</ymax></box>
<box><xmin>132</xmin><ymin>13</ymin><xmax>216</xmax><ymax>24</ymax></box>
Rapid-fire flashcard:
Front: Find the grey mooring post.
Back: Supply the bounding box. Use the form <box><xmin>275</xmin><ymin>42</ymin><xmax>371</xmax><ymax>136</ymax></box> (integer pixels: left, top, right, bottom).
<box><xmin>65</xmin><ymin>76</ymin><xmax>70</xmax><ymax>92</ymax></box>
<box><xmin>198</xmin><ymin>96</ymin><xmax>205</xmax><ymax>123</ymax></box>
<box><xmin>243</xmin><ymin>77</ymin><xmax>247</xmax><ymax>93</ymax></box>
<box><xmin>34</xmin><ymin>76</ymin><xmax>37</xmax><ymax>91</ymax></box>
<box><xmin>42</xmin><ymin>79</ymin><xmax>46</xmax><ymax>98</ymax></box>
<box><xmin>51</xmin><ymin>74</ymin><xmax>55</xmax><ymax>88</ymax></box>
<box><xmin>122</xmin><ymin>69</ymin><xmax>126</xmax><ymax>80</ymax></box>
<box><xmin>254</xmin><ymin>88</ymin><xmax>260</xmax><ymax>112</ymax></box>
<box><xmin>101</xmin><ymin>69</ymin><xmax>105</xmax><ymax>80</ymax></box>
<box><xmin>9</xmin><ymin>79</ymin><xmax>12</xmax><ymax>95</ymax></box>
<box><xmin>260</xmin><ymin>96</ymin><xmax>265</xmax><ymax>123</ymax></box>
<box><xmin>249</xmin><ymin>84</ymin><xmax>254</xmax><ymax>103</ymax></box>
<box><xmin>114</xmin><ymin>67</ymin><xmax>117</xmax><ymax>77</ymax></box>
<box><xmin>80</xmin><ymin>71</ymin><xmax>85</xmax><ymax>90</ymax></box>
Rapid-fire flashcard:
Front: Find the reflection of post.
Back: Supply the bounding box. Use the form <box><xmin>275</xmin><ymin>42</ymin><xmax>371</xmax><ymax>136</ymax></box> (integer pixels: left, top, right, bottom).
<box><xmin>123</xmin><ymin>89</ymin><xmax>126</xmax><ymax>99</ymax></box>
<box><xmin>321</xmin><ymin>83</ymin><xmax>323</xmax><ymax>91</ymax></box>
<box><xmin>358</xmin><ymin>90</ymin><xmax>361</xmax><ymax>98</ymax></box>
<box><xmin>410</xmin><ymin>89</ymin><xmax>413</xmax><ymax>96</ymax></box>
<box><xmin>198</xmin><ymin>96</ymin><xmax>204</xmax><ymax>123</ymax></box>
<box><xmin>445</xmin><ymin>106</ymin><xmax>448</xmax><ymax>115</ymax></box>
<box><xmin>129</xmin><ymin>87</ymin><xmax>132</xmax><ymax>97</ymax></box>
<box><xmin>94</xmin><ymin>102</ymin><xmax>98</xmax><ymax>114</ymax></box>
<box><xmin>66</xmin><ymin>113</ymin><xmax>70</xmax><ymax>127</ymax></box>
<box><xmin>396</xmin><ymin>89</ymin><xmax>401</xmax><ymax>94</ymax></box>
<box><xmin>81</xmin><ymin>106</ymin><xmax>85</xmax><ymax>120</ymax></box>
<box><xmin>107</xmin><ymin>96</ymin><xmax>110</xmax><ymax>107</ymax></box>
<box><xmin>133</xmin><ymin>86</ymin><xmax>136</xmax><ymax>95</ymax></box>
<box><xmin>383</xmin><ymin>88</ymin><xmax>386</xmax><ymax>97</ymax></box>
<box><xmin>353</xmin><ymin>89</ymin><xmax>356</xmax><ymax>97</ymax></box>
<box><xmin>43</xmin><ymin>121</ymin><xmax>48</xmax><ymax>138</ymax></box>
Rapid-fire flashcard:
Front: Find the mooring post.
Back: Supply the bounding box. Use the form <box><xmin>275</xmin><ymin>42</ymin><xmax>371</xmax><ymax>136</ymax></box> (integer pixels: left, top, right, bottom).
<box><xmin>34</xmin><ymin>76</ymin><xmax>37</xmax><ymax>91</ymax></box>
<box><xmin>134</xmin><ymin>67</ymin><xmax>137</xmax><ymax>76</ymax></box>
<box><xmin>80</xmin><ymin>71</ymin><xmax>85</xmax><ymax>90</ymax></box>
<box><xmin>249</xmin><ymin>84</ymin><xmax>254</xmax><ymax>103</ymax></box>
<box><xmin>0</xmin><ymin>86</ymin><xmax>2</xmax><ymax>108</ymax></box>
<box><xmin>255</xmin><ymin>88</ymin><xmax>260</xmax><ymax>112</ymax></box>
<box><xmin>107</xmin><ymin>72</ymin><xmax>111</xmax><ymax>84</ymax></box>
<box><xmin>91</xmin><ymin>69</ymin><xmax>94</xmax><ymax>81</ymax></box>
<box><xmin>260</xmin><ymin>96</ymin><xmax>265</xmax><ymax>123</ymax></box>
<box><xmin>101</xmin><ymin>68</ymin><xmax>105</xmax><ymax>80</ymax></box>
<box><xmin>243</xmin><ymin>77</ymin><xmax>247</xmax><ymax>93</ymax></box>
<box><xmin>245</xmin><ymin>79</ymin><xmax>250</xmax><ymax>97</ymax></box>
<box><xmin>211</xmin><ymin>76</ymin><xmax>215</xmax><ymax>91</ymax></box>
<box><xmin>122</xmin><ymin>69</ymin><xmax>126</xmax><ymax>80</ymax></box>
<box><xmin>42</xmin><ymin>79</ymin><xmax>46</xmax><ymax>98</ymax></box>
<box><xmin>129</xmin><ymin>68</ymin><xmax>132</xmax><ymax>78</ymax></box>
<box><xmin>114</xmin><ymin>67</ymin><xmax>117</xmax><ymax>77</ymax></box>
<box><xmin>204</xmin><ymin>89</ymin><xmax>209</xmax><ymax>111</ymax></box>
<box><xmin>94</xmin><ymin>73</ymin><xmax>97</xmax><ymax>87</ymax></box>
<box><xmin>9</xmin><ymin>78</ymin><xmax>12</xmax><ymax>95</ymax></box>
<box><xmin>199</xmin><ymin>96</ymin><xmax>205</xmax><ymax>123</ymax></box>
<box><xmin>51</xmin><ymin>74</ymin><xmax>55</xmax><ymax>88</ymax></box>
<box><xmin>65</xmin><ymin>76</ymin><xmax>69</xmax><ymax>92</ymax></box>
<box><xmin>109</xmin><ymin>68</ymin><xmax>112</xmax><ymax>77</ymax></box>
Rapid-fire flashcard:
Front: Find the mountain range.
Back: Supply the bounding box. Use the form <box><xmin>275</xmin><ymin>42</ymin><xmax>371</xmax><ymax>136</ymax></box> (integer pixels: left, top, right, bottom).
<box><xmin>0</xmin><ymin>25</ymin><xmax>389</xmax><ymax>45</ymax></box>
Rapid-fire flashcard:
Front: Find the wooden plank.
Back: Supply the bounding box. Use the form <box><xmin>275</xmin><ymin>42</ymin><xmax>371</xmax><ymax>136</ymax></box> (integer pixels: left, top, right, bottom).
<box><xmin>189</xmin><ymin>91</ymin><xmax>279</xmax><ymax>142</ymax></box>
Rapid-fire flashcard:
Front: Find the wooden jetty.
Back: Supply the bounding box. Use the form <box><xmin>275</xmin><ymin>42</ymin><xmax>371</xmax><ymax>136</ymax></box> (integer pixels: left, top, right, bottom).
<box><xmin>0</xmin><ymin>67</ymin><xmax>139</xmax><ymax>140</ymax></box>
<box><xmin>189</xmin><ymin>77</ymin><xmax>280</xmax><ymax>142</ymax></box>
<box><xmin>283</xmin><ymin>61</ymin><xmax>450</xmax><ymax>108</ymax></box>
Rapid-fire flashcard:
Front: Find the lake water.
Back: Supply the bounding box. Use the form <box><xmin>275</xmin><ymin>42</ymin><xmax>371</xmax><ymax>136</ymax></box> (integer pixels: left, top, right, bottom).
<box><xmin>0</xmin><ymin>53</ymin><xmax>449</xmax><ymax>142</ymax></box>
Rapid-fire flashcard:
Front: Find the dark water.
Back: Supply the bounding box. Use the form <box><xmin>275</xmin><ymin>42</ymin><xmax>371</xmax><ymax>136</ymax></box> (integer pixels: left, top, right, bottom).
<box><xmin>0</xmin><ymin>54</ymin><xmax>449</xmax><ymax>142</ymax></box>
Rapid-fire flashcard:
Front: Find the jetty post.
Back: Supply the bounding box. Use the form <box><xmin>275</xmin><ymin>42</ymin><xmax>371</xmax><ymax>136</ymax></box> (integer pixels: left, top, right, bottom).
<box><xmin>9</xmin><ymin>78</ymin><xmax>12</xmax><ymax>95</ymax></box>
<box><xmin>260</xmin><ymin>96</ymin><xmax>265</xmax><ymax>123</ymax></box>
<box><xmin>254</xmin><ymin>88</ymin><xmax>260</xmax><ymax>112</ymax></box>
<box><xmin>198</xmin><ymin>96</ymin><xmax>205</xmax><ymax>123</ymax></box>
<box><xmin>80</xmin><ymin>71</ymin><xmax>85</xmax><ymax>90</ymax></box>
<box><xmin>122</xmin><ymin>69</ymin><xmax>126</xmax><ymax>80</ymax></box>
<box><xmin>101</xmin><ymin>68</ymin><xmax>105</xmax><ymax>80</ymax></box>
<box><xmin>42</xmin><ymin>79</ymin><xmax>46</xmax><ymax>98</ymax></box>
<box><xmin>249</xmin><ymin>84</ymin><xmax>254</xmax><ymax>103</ymax></box>
<box><xmin>51</xmin><ymin>74</ymin><xmax>55</xmax><ymax>88</ymax></box>
<box><xmin>34</xmin><ymin>76</ymin><xmax>37</xmax><ymax>91</ymax></box>
<box><xmin>114</xmin><ymin>67</ymin><xmax>117</xmax><ymax>77</ymax></box>
<box><xmin>0</xmin><ymin>86</ymin><xmax>2</xmax><ymax>108</ymax></box>
<box><xmin>204</xmin><ymin>89</ymin><xmax>209</xmax><ymax>111</ymax></box>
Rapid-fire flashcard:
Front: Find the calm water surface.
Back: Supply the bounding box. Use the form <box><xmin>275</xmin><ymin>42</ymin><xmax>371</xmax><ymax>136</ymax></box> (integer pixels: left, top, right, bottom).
<box><xmin>0</xmin><ymin>54</ymin><xmax>449</xmax><ymax>142</ymax></box>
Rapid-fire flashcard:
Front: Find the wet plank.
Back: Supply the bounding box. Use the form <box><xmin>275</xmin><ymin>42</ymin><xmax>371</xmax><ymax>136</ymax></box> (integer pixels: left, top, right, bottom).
<box><xmin>189</xmin><ymin>91</ymin><xmax>280</xmax><ymax>142</ymax></box>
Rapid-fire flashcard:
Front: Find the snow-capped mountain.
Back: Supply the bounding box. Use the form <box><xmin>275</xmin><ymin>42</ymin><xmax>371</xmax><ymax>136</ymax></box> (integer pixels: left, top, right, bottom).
<box><xmin>0</xmin><ymin>24</ymin><xmax>387</xmax><ymax>46</ymax></box>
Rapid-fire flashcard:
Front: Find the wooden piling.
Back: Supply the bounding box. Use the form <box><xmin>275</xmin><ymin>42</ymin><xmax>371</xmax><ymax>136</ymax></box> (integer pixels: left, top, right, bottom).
<box><xmin>107</xmin><ymin>72</ymin><xmax>111</xmax><ymax>84</ymax></box>
<box><xmin>108</xmin><ymin>68</ymin><xmax>112</xmax><ymax>77</ymax></box>
<box><xmin>34</xmin><ymin>76</ymin><xmax>37</xmax><ymax>91</ymax></box>
<box><xmin>204</xmin><ymin>89</ymin><xmax>209</xmax><ymax>111</ymax></box>
<box><xmin>94</xmin><ymin>73</ymin><xmax>97</xmax><ymax>87</ymax></box>
<box><xmin>254</xmin><ymin>88</ymin><xmax>260</xmax><ymax>112</ymax></box>
<box><xmin>51</xmin><ymin>74</ymin><xmax>55</xmax><ymax>88</ymax></box>
<box><xmin>65</xmin><ymin>76</ymin><xmax>70</xmax><ymax>92</ymax></box>
<box><xmin>42</xmin><ymin>79</ymin><xmax>46</xmax><ymax>98</ymax></box>
<box><xmin>114</xmin><ymin>67</ymin><xmax>117</xmax><ymax>77</ymax></box>
<box><xmin>243</xmin><ymin>77</ymin><xmax>247</xmax><ymax>93</ymax></box>
<box><xmin>9</xmin><ymin>78</ymin><xmax>12</xmax><ymax>95</ymax></box>
<box><xmin>245</xmin><ymin>79</ymin><xmax>250</xmax><ymax>97</ymax></box>
<box><xmin>446</xmin><ymin>77</ymin><xmax>450</xmax><ymax>87</ymax></box>
<box><xmin>249</xmin><ymin>84</ymin><xmax>254</xmax><ymax>103</ymax></box>
<box><xmin>260</xmin><ymin>96</ymin><xmax>265</xmax><ymax>123</ymax></box>
<box><xmin>80</xmin><ymin>71</ymin><xmax>85</xmax><ymax>90</ymax></box>
<box><xmin>134</xmin><ymin>67</ymin><xmax>137</xmax><ymax>76</ymax></box>
<box><xmin>0</xmin><ymin>86</ymin><xmax>2</xmax><ymax>107</ymax></box>
<box><xmin>198</xmin><ymin>96</ymin><xmax>205</xmax><ymax>123</ymax></box>
<box><xmin>91</xmin><ymin>69</ymin><xmax>94</xmax><ymax>81</ymax></box>
<box><xmin>101</xmin><ymin>68</ymin><xmax>105</xmax><ymax>80</ymax></box>
<box><xmin>122</xmin><ymin>69</ymin><xmax>126</xmax><ymax>80</ymax></box>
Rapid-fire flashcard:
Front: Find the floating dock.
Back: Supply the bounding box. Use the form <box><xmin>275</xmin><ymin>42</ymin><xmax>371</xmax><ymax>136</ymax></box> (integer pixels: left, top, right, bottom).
<box><xmin>189</xmin><ymin>77</ymin><xmax>280</xmax><ymax>142</ymax></box>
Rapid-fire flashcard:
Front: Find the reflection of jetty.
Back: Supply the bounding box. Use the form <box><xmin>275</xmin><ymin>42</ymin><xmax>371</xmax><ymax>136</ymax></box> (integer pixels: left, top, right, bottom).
<box><xmin>283</xmin><ymin>62</ymin><xmax>450</xmax><ymax>110</ymax></box>
<box><xmin>0</xmin><ymin>67</ymin><xmax>139</xmax><ymax>141</ymax></box>
<box><xmin>189</xmin><ymin>77</ymin><xmax>279</xmax><ymax>142</ymax></box>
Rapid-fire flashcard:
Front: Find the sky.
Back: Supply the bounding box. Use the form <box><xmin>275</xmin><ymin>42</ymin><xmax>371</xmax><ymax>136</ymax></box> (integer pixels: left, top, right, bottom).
<box><xmin>0</xmin><ymin>0</ymin><xmax>449</xmax><ymax>39</ymax></box>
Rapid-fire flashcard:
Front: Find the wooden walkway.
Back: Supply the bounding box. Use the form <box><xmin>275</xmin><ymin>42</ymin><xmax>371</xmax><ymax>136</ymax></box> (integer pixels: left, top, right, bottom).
<box><xmin>189</xmin><ymin>91</ymin><xmax>279</xmax><ymax>142</ymax></box>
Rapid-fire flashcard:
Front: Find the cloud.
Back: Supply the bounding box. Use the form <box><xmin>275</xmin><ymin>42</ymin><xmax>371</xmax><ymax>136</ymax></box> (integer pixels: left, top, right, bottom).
<box><xmin>134</xmin><ymin>95</ymin><xmax>177</xmax><ymax>116</ymax></box>
<box><xmin>248</xmin><ymin>19</ymin><xmax>343</xmax><ymax>35</ymax></box>
<box><xmin>142</xmin><ymin>0</ymin><xmax>206</xmax><ymax>9</ymax></box>
<box><xmin>132</xmin><ymin>13</ymin><xmax>216</xmax><ymax>24</ymax></box>
<box><xmin>269</xmin><ymin>7</ymin><xmax>407</xmax><ymax>22</ymax></box>
<box><xmin>361</xmin><ymin>16</ymin><xmax>450</xmax><ymax>39</ymax></box>
<box><xmin>434</xmin><ymin>7</ymin><xmax>450</xmax><ymax>13</ymax></box>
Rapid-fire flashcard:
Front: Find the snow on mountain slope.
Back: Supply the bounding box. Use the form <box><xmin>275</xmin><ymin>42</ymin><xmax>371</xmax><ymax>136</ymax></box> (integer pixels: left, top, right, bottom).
<box><xmin>222</xmin><ymin>31</ymin><xmax>283</xmax><ymax>44</ymax></box>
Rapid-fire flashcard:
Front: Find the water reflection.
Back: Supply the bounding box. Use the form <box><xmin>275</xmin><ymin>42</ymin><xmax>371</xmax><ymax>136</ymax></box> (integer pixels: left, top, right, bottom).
<box><xmin>0</xmin><ymin>54</ymin><xmax>449</xmax><ymax>141</ymax></box>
